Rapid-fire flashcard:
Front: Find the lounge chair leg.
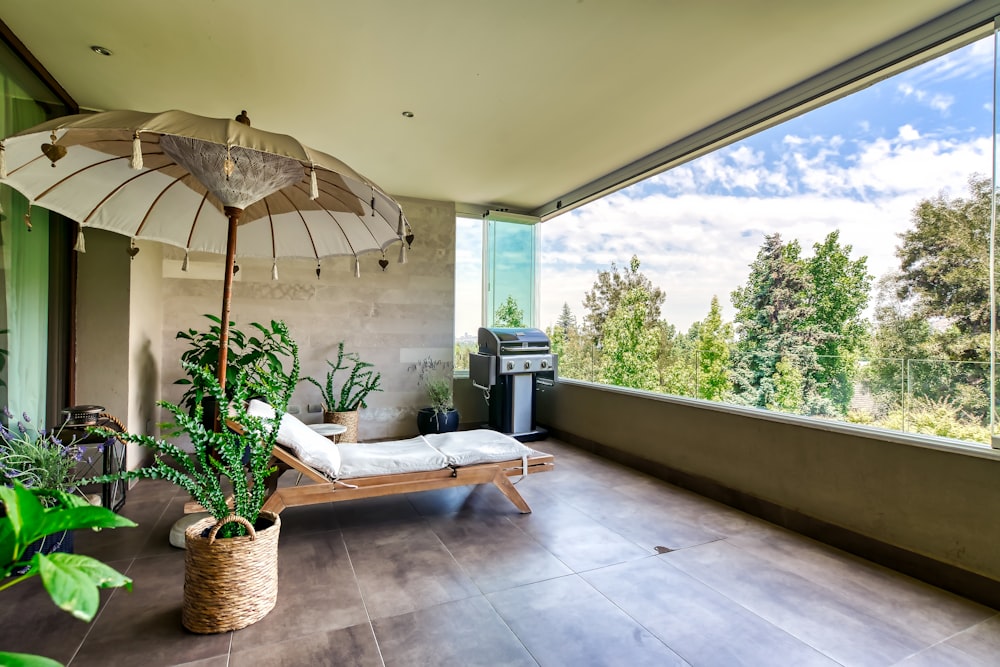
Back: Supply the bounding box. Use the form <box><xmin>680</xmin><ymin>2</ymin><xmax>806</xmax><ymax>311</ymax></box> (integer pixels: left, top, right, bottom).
<box><xmin>492</xmin><ymin>470</ymin><xmax>532</xmax><ymax>513</ymax></box>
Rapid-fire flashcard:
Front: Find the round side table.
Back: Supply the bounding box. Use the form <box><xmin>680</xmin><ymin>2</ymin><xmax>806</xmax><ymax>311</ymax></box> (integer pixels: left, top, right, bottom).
<box><xmin>309</xmin><ymin>423</ymin><xmax>347</xmax><ymax>443</ymax></box>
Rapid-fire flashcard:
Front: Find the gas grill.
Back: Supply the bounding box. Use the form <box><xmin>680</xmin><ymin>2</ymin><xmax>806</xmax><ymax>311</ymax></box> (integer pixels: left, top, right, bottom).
<box><xmin>470</xmin><ymin>327</ymin><xmax>557</xmax><ymax>441</ymax></box>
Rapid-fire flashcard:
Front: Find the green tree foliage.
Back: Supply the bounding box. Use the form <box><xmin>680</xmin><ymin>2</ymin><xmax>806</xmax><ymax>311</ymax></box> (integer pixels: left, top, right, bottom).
<box><xmin>731</xmin><ymin>234</ymin><xmax>827</xmax><ymax>412</ymax></box>
<box><xmin>547</xmin><ymin>320</ymin><xmax>598</xmax><ymax>382</ymax></box>
<box><xmin>583</xmin><ymin>255</ymin><xmax>665</xmax><ymax>342</ymax></box>
<box><xmin>494</xmin><ymin>295</ymin><xmax>526</xmax><ymax>328</ymax></box>
<box><xmin>697</xmin><ymin>296</ymin><xmax>733</xmax><ymax>401</ymax></box>
<box><xmin>769</xmin><ymin>357</ymin><xmax>805</xmax><ymax>413</ymax></box>
<box><xmin>658</xmin><ymin>322</ymin><xmax>697</xmax><ymax>397</ymax></box>
<box><xmin>555</xmin><ymin>302</ymin><xmax>577</xmax><ymax>336</ymax></box>
<box><xmin>599</xmin><ymin>286</ymin><xmax>660</xmax><ymax>391</ymax></box>
<box><xmin>896</xmin><ymin>174</ymin><xmax>991</xmax><ymax>352</ymax></box>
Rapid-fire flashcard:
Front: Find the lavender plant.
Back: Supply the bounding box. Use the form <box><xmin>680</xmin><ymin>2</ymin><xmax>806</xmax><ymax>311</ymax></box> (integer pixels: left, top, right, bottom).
<box><xmin>0</xmin><ymin>409</ymin><xmax>86</xmax><ymax>497</ymax></box>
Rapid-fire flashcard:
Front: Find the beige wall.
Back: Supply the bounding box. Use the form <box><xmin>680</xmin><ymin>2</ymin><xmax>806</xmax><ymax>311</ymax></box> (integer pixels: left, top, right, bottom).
<box><xmin>75</xmin><ymin>231</ymin><xmax>163</xmax><ymax>469</ymax></box>
<box><xmin>538</xmin><ymin>380</ymin><xmax>1000</xmax><ymax>583</ymax></box>
<box><xmin>159</xmin><ymin>196</ymin><xmax>456</xmax><ymax>441</ymax></box>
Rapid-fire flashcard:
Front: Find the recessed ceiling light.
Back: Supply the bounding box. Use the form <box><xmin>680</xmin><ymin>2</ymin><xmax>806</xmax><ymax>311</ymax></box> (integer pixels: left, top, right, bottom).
<box><xmin>401</xmin><ymin>111</ymin><xmax>414</xmax><ymax>118</ymax></box>
<box><xmin>90</xmin><ymin>45</ymin><xmax>113</xmax><ymax>56</ymax></box>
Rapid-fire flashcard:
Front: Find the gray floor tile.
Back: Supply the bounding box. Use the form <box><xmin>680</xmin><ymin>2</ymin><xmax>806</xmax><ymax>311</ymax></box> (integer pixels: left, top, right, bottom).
<box><xmin>584</xmin><ymin>557</ymin><xmax>839</xmax><ymax>666</ymax></box>
<box><xmin>509</xmin><ymin>491</ymin><xmax>650</xmax><ymax>572</ymax></box>
<box><xmin>374</xmin><ymin>597</ymin><xmax>537</xmax><ymax>667</ymax></box>
<box><xmin>230</xmin><ymin>622</ymin><xmax>383</xmax><ymax>667</ymax></box>
<box><xmin>427</xmin><ymin>513</ymin><xmax>572</xmax><ymax>593</ymax></box>
<box><xmin>664</xmin><ymin>539</ymin><xmax>928</xmax><ymax>666</ymax></box>
<box><xmin>488</xmin><ymin>574</ymin><xmax>689</xmax><ymax>667</ymax></box>
<box><xmin>343</xmin><ymin>519</ymin><xmax>480</xmax><ymax>619</ymax></box>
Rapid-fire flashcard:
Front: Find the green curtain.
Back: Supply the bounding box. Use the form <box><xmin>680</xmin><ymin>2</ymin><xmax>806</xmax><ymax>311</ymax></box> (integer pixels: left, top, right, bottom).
<box><xmin>0</xmin><ymin>81</ymin><xmax>50</xmax><ymax>422</ymax></box>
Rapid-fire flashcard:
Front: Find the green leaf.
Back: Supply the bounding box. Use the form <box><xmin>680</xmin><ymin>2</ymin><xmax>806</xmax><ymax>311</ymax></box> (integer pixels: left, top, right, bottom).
<box><xmin>0</xmin><ymin>484</ymin><xmax>44</xmax><ymax>544</ymax></box>
<box><xmin>0</xmin><ymin>651</ymin><xmax>63</xmax><ymax>667</ymax></box>
<box><xmin>37</xmin><ymin>552</ymin><xmax>131</xmax><ymax>622</ymax></box>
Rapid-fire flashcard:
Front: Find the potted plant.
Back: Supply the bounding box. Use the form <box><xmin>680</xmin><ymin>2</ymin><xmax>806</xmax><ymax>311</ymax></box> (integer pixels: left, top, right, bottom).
<box><xmin>0</xmin><ymin>482</ymin><xmax>135</xmax><ymax>667</ymax></box>
<box><xmin>87</xmin><ymin>321</ymin><xmax>300</xmax><ymax>633</ymax></box>
<box><xmin>0</xmin><ymin>409</ymin><xmax>89</xmax><ymax>568</ymax></box>
<box><xmin>304</xmin><ymin>341</ymin><xmax>382</xmax><ymax>443</ymax></box>
<box><xmin>411</xmin><ymin>357</ymin><xmax>460</xmax><ymax>435</ymax></box>
<box><xmin>175</xmin><ymin>315</ymin><xmax>297</xmax><ymax>426</ymax></box>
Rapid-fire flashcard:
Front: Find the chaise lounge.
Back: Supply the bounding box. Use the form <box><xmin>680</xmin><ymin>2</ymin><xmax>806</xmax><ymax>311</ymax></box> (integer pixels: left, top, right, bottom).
<box><xmin>245</xmin><ymin>400</ymin><xmax>555</xmax><ymax>515</ymax></box>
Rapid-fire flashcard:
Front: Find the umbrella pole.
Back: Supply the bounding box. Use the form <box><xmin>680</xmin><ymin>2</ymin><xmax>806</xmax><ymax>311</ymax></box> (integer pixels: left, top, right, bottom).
<box><xmin>218</xmin><ymin>206</ymin><xmax>243</xmax><ymax>394</ymax></box>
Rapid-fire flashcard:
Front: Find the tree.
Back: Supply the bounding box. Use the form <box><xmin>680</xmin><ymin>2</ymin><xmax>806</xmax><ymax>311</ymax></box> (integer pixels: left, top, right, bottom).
<box><xmin>555</xmin><ymin>302</ymin><xmax>577</xmax><ymax>336</ymax></box>
<box><xmin>895</xmin><ymin>174</ymin><xmax>992</xmax><ymax>354</ymax></box>
<box><xmin>731</xmin><ymin>234</ymin><xmax>827</xmax><ymax>412</ymax></box>
<box><xmin>697</xmin><ymin>296</ymin><xmax>733</xmax><ymax>401</ymax></box>
<box><xmin>494</xmin><ymin>295</ymin><xmax>526</xmax><ymax>327</ymax></box>
<box><xmin>583</xmin><ymin>255</ymin><xmax>664</xmax><ymax>342</ymax></box>
<box><xmin>599</xmin><ymin>286</ymin><xmax>660</xmax><ymax>391</ymax></box>
<box><xmin>804</xmin><ymin>231</ymin><xmax>873</xmax><ymax>411</ymax></box>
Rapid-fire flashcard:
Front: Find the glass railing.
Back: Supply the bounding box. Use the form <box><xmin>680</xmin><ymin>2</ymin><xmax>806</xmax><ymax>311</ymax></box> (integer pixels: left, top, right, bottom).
<box><xmin>553</xmin><ymin>347</ymin><xmax>993</xmax><ymax>446</ymax></box>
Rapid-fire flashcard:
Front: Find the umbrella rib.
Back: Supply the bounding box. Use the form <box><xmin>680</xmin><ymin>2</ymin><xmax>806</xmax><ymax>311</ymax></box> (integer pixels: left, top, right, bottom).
<box><xmin>33</xmin><ymin>154</ymin><xmax>136</xmax><ymax>207</ymax></box>
<box><xmin>264</xmin><ymin>197</ymin><xmax>281</xmax><ymax>261</ymax></box>
<box><xmin>132</xmin><ymin>171</ymin><xmax>195</xmax><ymax>238</ymax></box>
<box><xmin>275</xmin><ymin>187</ymin><xmax>325</xmax><ymax>258</ymax></box>
<box><xmin>188</xmin><ymin>193</ymin><xmax>210</xmax><ymax>250</ymax></box>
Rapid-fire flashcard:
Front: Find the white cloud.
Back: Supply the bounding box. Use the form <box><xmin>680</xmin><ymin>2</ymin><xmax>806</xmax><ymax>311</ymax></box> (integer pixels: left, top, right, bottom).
<box><xmin>897</xmin><ymin>124</ymin><xmax>920</xmax><ymax>141</ymax></box>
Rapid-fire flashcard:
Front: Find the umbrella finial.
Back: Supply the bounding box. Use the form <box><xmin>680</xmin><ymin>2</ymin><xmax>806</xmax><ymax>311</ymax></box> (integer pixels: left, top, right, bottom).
<box><xmin>130</xmin><ymin>131</ymin><xmax>143</xmax><ymax>170</ymax></box>
<box><xmin>235</xmin><ymin>110</ymin><xmax>251</xmax><ymax>126</ymax></box>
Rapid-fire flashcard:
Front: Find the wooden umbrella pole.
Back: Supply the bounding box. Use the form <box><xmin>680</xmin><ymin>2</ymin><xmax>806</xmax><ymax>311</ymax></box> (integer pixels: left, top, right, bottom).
<box><xmin>218</xmin><ymin>206</ymin><xmax>243</xmax><ymax>393</ymax></box>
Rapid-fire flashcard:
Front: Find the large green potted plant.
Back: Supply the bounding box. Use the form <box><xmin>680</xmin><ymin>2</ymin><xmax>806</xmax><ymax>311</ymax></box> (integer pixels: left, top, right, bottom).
<box><xmin>411</xmin><ymin>357</ymin><xmax>459</xmax><ymax>435</ymax></box>
<box><xmin>88</xmin><ymin>321</ymin><xmax>300</xmax><ymax>633</ymax></box>
<box><xmin>0</xmin><ymin>482</ymin><xmax>135</xmax><ymax>667</ymax></box>
<box><xmin>304</xmin><ymin>341</ymin><xmax>382</xmax><ymax>443</ymax></box>
<box><xmin>175</xmin><ymin>315</ymin><xmax>297</xmax><ymax>426</ymax></box>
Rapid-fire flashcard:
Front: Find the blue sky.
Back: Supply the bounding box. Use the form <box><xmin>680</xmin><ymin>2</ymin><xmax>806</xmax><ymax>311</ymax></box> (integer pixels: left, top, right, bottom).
<box><xmin>457</xmin><ymin>34</ymin><xmax>993</xmax><ymax>338</ymax></box>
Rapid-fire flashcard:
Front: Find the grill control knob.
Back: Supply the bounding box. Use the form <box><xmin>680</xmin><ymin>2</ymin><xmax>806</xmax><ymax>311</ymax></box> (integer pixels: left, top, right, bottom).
<box><xmin>524</xmin><ymin>361</ymin><xmax>531</xmax><ymax>370</ymax></box>
<box><xmin>540</xmin><ymin>360</ymin><xmax>548</xmax><ymax>369</ymax></box>
<box><xmin>506</xmin><ymin>361</ymin><xmax>514</xmax><ymax>371</ymax></box>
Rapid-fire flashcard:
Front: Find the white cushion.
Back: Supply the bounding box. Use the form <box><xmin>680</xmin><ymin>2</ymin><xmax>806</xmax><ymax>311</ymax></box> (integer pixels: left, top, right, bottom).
<box><xmin>424</xmin><ymin>429</ymin><xmax>534</xmax><ymax>467</ymax></box>
<box><xmin>337</xmin><ymin>437</ymin><xmax>449</xmax><ymax>478</ymax></box>
<box><xmin>247</xmin><ymin>400</ymin><xmax>342</xmax><ymax>477</ymax></box>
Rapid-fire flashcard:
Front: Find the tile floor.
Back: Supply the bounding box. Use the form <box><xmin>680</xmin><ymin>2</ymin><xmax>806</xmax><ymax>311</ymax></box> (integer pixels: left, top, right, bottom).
<box><xmin>3</xmin><ymin>438</ymin><xmax>999</xmax><ymax>666</ymax></box>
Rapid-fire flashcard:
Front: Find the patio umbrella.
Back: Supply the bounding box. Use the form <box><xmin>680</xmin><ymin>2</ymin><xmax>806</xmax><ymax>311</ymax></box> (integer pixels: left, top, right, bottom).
<box><xmin>0</xmin><ymin>109</ymin><xmax>414</xmax><ymax>388</ymax></box>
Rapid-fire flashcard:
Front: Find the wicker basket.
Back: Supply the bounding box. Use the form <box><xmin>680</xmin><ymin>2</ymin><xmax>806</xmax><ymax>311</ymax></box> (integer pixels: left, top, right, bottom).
<box><xmin>182</xmin><ymin>512</ymin><xmax>280</xmax><ymax>633</ymax></box>
<box><xmin>324</xmin><ymin>409</ymin><xmax>359</xmax><ymax>443</ymax></box>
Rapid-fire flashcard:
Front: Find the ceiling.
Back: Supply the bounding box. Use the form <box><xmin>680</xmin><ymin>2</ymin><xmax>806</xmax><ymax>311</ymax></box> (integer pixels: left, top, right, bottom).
<box><xmin>0</xmin><ymin>0</ymin><xmax>983</xmax><ymax>216</ymax></box>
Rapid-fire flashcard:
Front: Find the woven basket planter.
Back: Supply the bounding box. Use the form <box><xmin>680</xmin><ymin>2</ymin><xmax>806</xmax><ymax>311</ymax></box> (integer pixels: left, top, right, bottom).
<box><xmin>182</xmin><ymin>512</ymin><xmax>280</xmax><ymax>633</ymax></box>
<box><xmin>324</xmin><ymin>409</ymin><xmax>359</xmax><ymax>443</ymax></box>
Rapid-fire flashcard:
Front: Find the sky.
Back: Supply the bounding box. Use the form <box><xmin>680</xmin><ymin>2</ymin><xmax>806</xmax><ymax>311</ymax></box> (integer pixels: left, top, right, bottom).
<box><xmin>457</xmin><ymin>35</ymin><xmax>994</xmax><ymax>338</ymax></box>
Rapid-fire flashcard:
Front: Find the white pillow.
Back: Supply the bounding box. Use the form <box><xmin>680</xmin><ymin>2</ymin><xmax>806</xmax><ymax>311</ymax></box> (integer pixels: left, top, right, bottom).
<box><xmin>246</xmin><ymin>400</ymin><xmax>342</xmax><ymax>478</ymax></box>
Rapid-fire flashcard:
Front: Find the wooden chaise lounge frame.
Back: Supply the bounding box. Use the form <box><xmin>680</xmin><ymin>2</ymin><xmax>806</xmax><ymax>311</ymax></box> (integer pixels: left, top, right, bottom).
<box><xmin>259</xmin><ymin>442</ymin><xmax>555</xmax><ymax>515</ymax></box>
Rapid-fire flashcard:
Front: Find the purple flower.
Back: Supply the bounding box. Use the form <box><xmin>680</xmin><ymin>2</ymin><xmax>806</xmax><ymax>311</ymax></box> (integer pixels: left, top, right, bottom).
<box><xmin>21</xmin><ymin>412</ymin><xmax>30</xmax><ymax>423</ymax></box>
<box><xmin>2</xmin><ymin>406</ymin><xmax>11</xmax><ymax>419</ymax></box>
<box><xmin>16</xmin><ymin>422</ymin><xmax>26</xmax><ymax>435</ymax></box>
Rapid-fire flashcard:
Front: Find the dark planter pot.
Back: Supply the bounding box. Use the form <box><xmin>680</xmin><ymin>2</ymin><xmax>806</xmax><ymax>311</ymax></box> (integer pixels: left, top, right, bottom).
<box><xmin>417</xmin><ymin>408</ymin><xmax>460</xmax><ymax>435</ymax></box>
<box><xmin>12</xmin><ymin>530</ymin><xmax>75</xmax><ymax>575</ymax></box>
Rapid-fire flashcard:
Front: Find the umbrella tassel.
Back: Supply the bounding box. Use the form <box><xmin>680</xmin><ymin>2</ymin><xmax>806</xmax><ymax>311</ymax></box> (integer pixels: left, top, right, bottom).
<box><xmin>398</xmin><ymin>241</ymin><xmax>408</xmax><ymax>264</ymax></box>
<box><xmin>371</xmin><ymin>187</ymin><xmax>375</xmax><ymax>216</ymax></box>
<box><xmin>272</xmin><ymin>260</ymin><xmax>279</xmax><ymax>281</ymax></box>
<box><xmin>397</xmin><ymin>209</ymin><xmax>404</xmax><ymax>236</ymax></box>
<box><xmin>310</xmin><ymin>167</ymin><xmax>319</xmax><ymax>200</ymax></box>
<box><xmin>74</xmin><ymin>224</ymin><xmax>86</xmax><ymax>253</ymax></box>
<box><xmin>0</xmin><ymin>142</ymin><xmax>7</xmax><ymax>178</ymax></box>
<box><xmin>354</xmin><ymin>257</ymin><xmax>361</xmax><ymax>278</ymax></box>
<box><xmin>130</xmin><ymin>132</ymin><xmax>143</xmax><ymax>170</ymax></box>
<box><xmin>181</xmin><ymin>251</ymin><xmax>190</xmax><ymax>272</ymax></box>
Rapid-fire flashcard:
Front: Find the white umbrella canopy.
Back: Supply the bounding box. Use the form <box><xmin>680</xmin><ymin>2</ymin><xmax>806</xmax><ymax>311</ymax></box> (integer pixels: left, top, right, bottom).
<box><xmin>0</xmin><ymin>108</ymin><xmax>414</xmax><ymax>388</ymax></box>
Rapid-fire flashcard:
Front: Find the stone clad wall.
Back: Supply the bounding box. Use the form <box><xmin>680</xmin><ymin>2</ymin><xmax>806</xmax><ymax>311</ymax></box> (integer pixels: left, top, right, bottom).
<box><xmin>159</xmin><ymin>196</ymin><xmax>456</xmax><ymax>441</ymax></box>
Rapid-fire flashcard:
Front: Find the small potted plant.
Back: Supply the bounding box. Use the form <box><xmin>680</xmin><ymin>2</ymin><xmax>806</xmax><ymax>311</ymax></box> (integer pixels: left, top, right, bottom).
<box><xmin>304</xmin><ymin>341</ymin><xmax>382</xmax><ymax>443</ymax></box>
<box><xmin>0</xmin><ymin>409</ymin><xmax>90</xmax><ymax>566</ymax></box>
<box><xmin>87</xmin><ymin>321</ymin><xmax>300</xmax><ymax>633</ymax></box>
<box><xmin>0</xmin><ymin>482</ymin><xmax>135</xmax><ymax>667</ymax></box>
<box><xmin>411</xmin><ymin>357</ymin><xmax>460</xmax><ymax>435</ymax></box>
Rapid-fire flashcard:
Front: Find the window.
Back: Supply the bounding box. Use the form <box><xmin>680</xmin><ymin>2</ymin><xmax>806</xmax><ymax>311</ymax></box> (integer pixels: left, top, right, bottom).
<box><xmin>540</xmin><ymin>28</ymin><xmax>997</xmax><ymax>446</ymax></box>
